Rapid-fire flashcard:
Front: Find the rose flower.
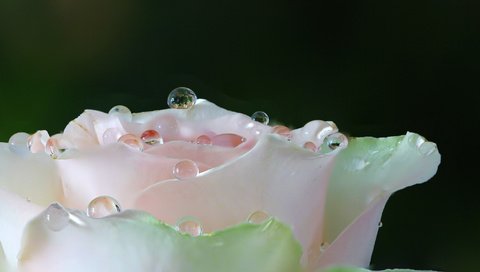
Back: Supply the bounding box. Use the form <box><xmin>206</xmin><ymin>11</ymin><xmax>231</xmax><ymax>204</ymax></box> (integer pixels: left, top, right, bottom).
<box><xmin>0</xmin><ymin>88</ymin><xmax>440</xmax><ymax>272</ymax></box>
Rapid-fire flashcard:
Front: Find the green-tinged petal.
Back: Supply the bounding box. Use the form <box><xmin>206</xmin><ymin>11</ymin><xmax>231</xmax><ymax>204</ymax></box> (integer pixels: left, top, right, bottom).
<box><xmin>18</xmin><ymin>209</ymin><xmax>303</xmax><ymax>272</ymax></box>
<box><xmin>319</xmin><ymin>267</ymin><xmax>437</xmax><ymax>272</ymax></box>
<box><xmin>320</xmin><ymin>133</ymin><xmax>440</xmax><ymax>267</ymax></box>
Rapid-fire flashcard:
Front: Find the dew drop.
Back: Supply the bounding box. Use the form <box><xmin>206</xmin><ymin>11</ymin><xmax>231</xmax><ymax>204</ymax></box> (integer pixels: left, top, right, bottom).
<box><xmin>251</xmin><ymin>111</ymin><xmax>269</xmax><ymax>125</ymax></box>
<box><xmin>378</xmin><ymin>221</ymin><xmax>383</xmax><ymax>228</ymax></box>
<box><xmin>87</xmin><ymin>196</ymin><xmax>121</xmax><ymax>218</ymax></box>
<box><xmin>247</xmin><ymin>210</ymin><xmax>270</xmax><ymax>224</ymax></box>
<box><xmin>167</xmin><ymin>87</ymin><xmax>197</xmax><ymax>109</ymax></box>
<box><xmin>212</xmin><ymin>133</ymin><xmax>246</xmax><ymax>147</ymax></box>
<box><xmin>44</xmin><ymin>203</ymin><xmax>70</xmax><ymax>231</ymax></box>
<box><xmin>109</xmin><ymin>105</ymin><xmax>132</xmax><ymax>121</ymax></box>
<box><xmin>303</xmin><ymin>141</ymin><xmax>317</xmax><ymax>152</ymax></box>
<box><xmin>195</xmin><ymin>135</ymin><xmax>212</xmax><ymax>145</ymax></box>
<box><xmin>418</xmin><ymin>141</ymin><xmax>437</xmax><ymax>156</ymax></box>
<box><xmin>320</xmin><ymin>241</ymin><xmax>330</xmax><ymax>253</ymax></box>
<box><xmin>324</xmin><ymin>133</ymin><xmax>348</xmax><ymax>152</ymax></box>
<box><xmin>118</xmin><ymin>134</ymin><xmax>144</xmax><ymax>151</ymax></box>
<box><xmin>8</xmin><ymin>132</ymin><xmax>30</xmax><ymax>155</ymax></box>
<box><xmin>175</xmin><ymin>216</ymin><xmax>203</xmax><ymax>236</ymax></box>
<box><xmin>45</xmin><ymin>135</ymin><xmax>73</xmax><ymax>159</ymax></box>
<box><xmin>141</xmin><ymin>129</ymin><xmax>163</xmax><ymax>145</ymax></box>
<box><xmin>173</xmin><ymin>160</ymin><xmax>199</xmax><ymax>180</ymax></box>
<box><xmin>27</xmin><ymin>130</ymin><xmax>50</xmax><ymax>153</ymax></box>
<box><xmin>272</xmin><ymin>125</ymin><xmax>291</xmax><ymax>137</ymax></box>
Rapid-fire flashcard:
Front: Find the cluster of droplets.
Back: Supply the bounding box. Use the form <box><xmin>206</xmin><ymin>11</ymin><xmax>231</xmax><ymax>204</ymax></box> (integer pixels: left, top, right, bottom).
<box><xmin>8</xmin><ymin>131</ymin><xmax>73</xmax><ymax>159</ymax></box>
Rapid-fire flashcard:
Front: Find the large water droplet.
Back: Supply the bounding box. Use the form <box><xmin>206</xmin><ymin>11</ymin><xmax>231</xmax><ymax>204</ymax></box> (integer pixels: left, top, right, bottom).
<box><xmin>118</xmin><ymin>134</ymin><xmax>144</xmax><ymax>151</ymax></box>
<box><xmin>303</xmin><ymin>141</ymin><xmax>317</xmax><ymax>152</ymax></box>
<box><xmin>251</xmin><ymin>111</ymin><xmax>269</xmax><ymax>125</ymax></box>
<box><xmin>44</xmin><ymin>203</ymin><xmax>70</xmax><ymax>231</ymax></box>
<box><xmin>109</xmin><ymin>105</ymin><xmax>132</xmax><ymax>122</ymax></box>
<box><xmin>272</xmin><ymin>125</ymin><xmax>291</xmax><ymax>137</ymax></box>
<box><xmin>141</xmin><ymin>129</ymin><xmax>163</xmax><ymax>145</ymax></box>
<box><xmin>102</xmin><ymin>128</ymin><xmax>123</xmax><ymax>145</ymax></box>
<box><xmin>212</xmin><ymin>133</ymin><xmax>246</xmax><ymax>147</ymax></box>
<box><xmin>247</xmin><ymin>211</ymin><xmax>270</xmax><ymax>224</ymax></box>
<box><xmin>418</xmin><ymin>141</ymin><xmax>437</xmax><ymax>156</ymax></box>
<box><xmin>87</xmin><ymin>196</ymin><xmax>121</xmax><ymax>218</ymax></box>
<box><xmin>175</xmin><ymin>216</ymin><xmax>203</xmax><ymax>236</ymax></box>
<box><xmin>8</xmin><ymin>132</ymin><xmax>30</xmax><ymax>156</ymax></box>
<box><xmin>173</xmin><ymin>160</ymin><xmax>199</xmax><ymax>180</ymax></box>
<box><xmin>27</xmin><ymin>130</ymin><xmax>50</xmax><ymax>153</ymax></box>
<box><xmin>167</xmin><ymin>87</ymin><xmax>197</xmax><ymax>109</ymax></box>
<box><xmin>195</xmin><ymin>135</ymin><xmax>212</xmax><ymax>145</ymax></box>
<box><xmin>324</xmin><ymin>133</ymin><xmax>348</xmax><ymax>152</ymax></box>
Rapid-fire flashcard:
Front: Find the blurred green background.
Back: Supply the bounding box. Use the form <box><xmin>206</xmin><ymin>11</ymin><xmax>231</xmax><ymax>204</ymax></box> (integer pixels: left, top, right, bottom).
<box><xmin>0</xmin><ymin>1</ymin><xmax>478</xmax><ymax>271</ymax></box>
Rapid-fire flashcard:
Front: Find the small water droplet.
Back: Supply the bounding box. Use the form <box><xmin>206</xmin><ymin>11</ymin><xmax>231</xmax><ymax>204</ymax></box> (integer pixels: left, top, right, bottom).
<box><xmin>247</xmin><ymin>211</ymin><xmax>270</xmax><ymax>224</ymax></box>
<box><xmin>272</xmin><ymin>125</ymin><xmax>291</xmax><ymax>137</ymax></box>
<box><xmin>118</xmin><ymin>134</ymin><xmax>144</xmax><ymax>151</ymax></box>
<box><xmin>141</xmin><ymin>129</ymin><xmax>163</xmax><ymax>145</ymax></box>
<box><xmin>167</xmin><ymin>87</ymin><xmax>197</xmax><ymax>109</ymax></box>
<box><xmin>418</xmin><ymin>141</ymin><xmax>436</xmax><ymax>156</ymax></box>
<box><xmin>378</xmin><ymin>221</ymin><xmax>383</xmax><ymax>228</ymax></box>
<box><xmin>176</xmin><ymin>216</ymin><xmax>203</xmax><ymax>236</ymax></box>
<box><xmin>320</xmin><ymin>241</ymin><xmax>330</xmax><ymax>252</ymax></box>
<box><xmin>195</xmin><ymin>135</ymin><xmax>212</xmax><ymax>145</ymax></box>
<box><xmin>324</xmin><ymin>133</ymin><xmax>348</xmax><ymax>152</ymax></box>
<box><xmin>173</xmin><ymin>160</ymin><xmax>199</xmax><ymax>180</ymax></box>
<box><xmin>45</xmin><ymin>135</ymin><xmax>72</xmax><ymax>159</ymax></box>
<box><xmin>27</xmin><ymin>130</ymin><xmax>50</xmax><ymax>153</ymax></box>
<box><xmin>8</xmin><ymin>132</ymin><xmax>30</xmax><ymax>155</ymax></box>
<box><xmin>303</xmin><ymin>141</ymin><xmax>317</xmax><ymax>152</ymax></box>
<box><xmin>212</xmin><ymin>133</ymin><xmax>246</xmax><ymax>147</ymax></box>
<box><xmin>44</xmin><ymin>203</ymin><xmax>70</xmax><ymax>231</ymax></box>
<box><xmin>102</xmin><ymin>128</ymin><xmax>123</xmax><ymax>145</ymax></box>
<box><xmin>109</xmin><ymin>105</ymin><xmax>132</xmax><ymax>122</ymax></box>
<box><xmin>251</xmin><ymin>111</ymin><xmax>269</xmax><ymax>125</ymax></box>
<box><xmin>87</xmin><ymin>196</ymin><xmax>121</xmax><ymax>218</ymax></box>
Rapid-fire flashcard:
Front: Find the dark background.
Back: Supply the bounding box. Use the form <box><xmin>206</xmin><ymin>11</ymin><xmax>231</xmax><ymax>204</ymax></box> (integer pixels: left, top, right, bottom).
<box><xmin>0</xmin><ymin>1</ymin><xmax>478</xmax><ymax>271</ymax></box>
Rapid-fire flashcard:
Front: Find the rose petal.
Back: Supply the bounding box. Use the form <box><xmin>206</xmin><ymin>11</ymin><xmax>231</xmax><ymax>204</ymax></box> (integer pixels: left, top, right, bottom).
<box><xmin>0</xmin><ymin>143</ymin><xmax>63</xmax><ymax>206</ymax></box>
<box><xmin>0</xmin><ymin>189</ymin><xmax>42</xmax><ymax>267</ymax></box>
<box><xmin>134</xmin><ymin>134</ymin><xmax>339</xmax><ymax>267</ymax></box>
<box><xmin>318</xmin><ymin>267</ymin><xmax>437</xmax><ymax>272</ymax></box>
<box><xmin>319</xmin><ymin>133</ymin><xmax>440</xmax><ymax>267</ymax></box>
<box><xmin>18</xmin><ymin>210</ymin><xmax>303</xmax><ymax>272</ymax></box>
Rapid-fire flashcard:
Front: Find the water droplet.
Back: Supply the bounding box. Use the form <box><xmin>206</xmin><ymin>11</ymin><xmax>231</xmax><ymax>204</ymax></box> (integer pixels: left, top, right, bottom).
<box><xmin>8</xmin><ymin>132</ymin><xmax>30</xmax><ymax>155</ymax></box>
<box><xmin>175</xmin><ymin>216</ymin><xmax>203</xmax><ymax>236</ymax></box>
<box><xmin>195</xmin><ymin>135</ymin><xmax>212</xmax><ymax>145</ymax></box>
<box><xmin>272</xmin><ymin>125</ymin><xmax>291</xmax><ymax>137</ymax></box>
<box><xmin>251</xmin><ymin>111</ymin><xmax>269</xmax><ymax>125</ymax></box>
<box><xmin>303</xmin><ymin>141</ymin><xmax>317</xmax><ymax>152</ymax></box>
<box><xmin>378</xmin><ymin>221</ymin><xmax>383</xmax><ymax>228</ymax></box>
<box><xmin>44</xmin><ymin>203</ymin><xmax>70</xmax><ymax>231</ymax></box>
<box><xmin>45</xmin><ymin>135</ymin><xmax>73</xmax><ymax>159</ymax></box>
<box><xmin>324</xmin><ymin>133</ymin><xmax>348</xmax><ymax>152</ymax></box>
<box><xmin>109</xmin><ymin>105</ymin><xmax>132</xmax><ymax>122</ymax></box>
<box><xmin>320</xmin><ymin>241</ymin><xmax>330</xmax><ymax>252</ymax></box>
<box><xmin>141</xmin><ymin>129</ymin><xmax>163</xmax><ymax>145</ymax></box>
<box><xmin>118</xmin><ymin>134</ymin><xmax>144</xmax><ymax>151</ymax></box>
<box><xmin>173</xmin><ymin>160</ymin><xmax>199</xmax><ymax>180</ymax></box>
<box><xmin>87</xmin><ymin>196</ymin><xmax>121</xmax><ymax>218</ymax></box>
<box><xmin>102</xmin><ymin>128</ymin><xmax>123</xmax><ymax>145</ymax></box>
<box><xmin>212</xmin><ymin>133</ymin><xmax>246</xmax><ymax>147</ymax></box>
<box><xmin>247</xmin><ymin>211</ymin><xmax>270</xmax><ymax>224</ymax></box>
<box><xmin>27</xmin><ymin>130</ymin><xmax>50</xmax><ymax>153</ymax></box>
<box><xmin>167</xmin><ymin>87</ymin><xmax>197</xmax><ymax>109</ymax></box>
<box><xmin>418</xmin><ymin>141</ymin><xmax>437</xmax><ymax>156</ymax></box>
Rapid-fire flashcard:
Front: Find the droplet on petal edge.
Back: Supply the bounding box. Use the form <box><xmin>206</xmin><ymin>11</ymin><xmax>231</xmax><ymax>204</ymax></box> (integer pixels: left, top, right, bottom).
<box><xmin>247</xmin><ymin>211</ymin><xmax>270</xmax><ymax>224</ymax></box>
<box><xmin>102</xmin><ymin>128</ymin><xmax>123</xmax><ymax>145</ymax></box>
<box><xmin>175</xmin><ymin>216</ymin><xmax>203</xmax><ymax>237</ymax></box>
<box><xmin>319</xmin><ymin>241</ymin><xmax>330</xmax><ymax>253</ymax></box>
<box><xmin>43</xmin><ymin>203</ymin><xmax>70</xmax><ymax>231</ymax></box>
<box><xmin>303</xmin><ymin>141</ymin><xmax>317</xmax><ymax>152</ymax></box>
<box><xmin>272</xmin><ymin>125</ymin><xmax>291</xmax><ymax>137</ymax></box>
<box><xmin>27</xmin><ymin>130</ymin><xmax>50</xmax><ymax>153</ymax></box>
<box><xmin>8</xmin><ymin>132</ymin><xmax>30</xmax><ymax>155</ymax></box>
<box><xmin>167</xmin><ymin>87</ymin><xmax>197</xmax><ymax>109</ymax></box>
<box><xmin>418</xmin><ymin>141</ymin><xmax>437</xmax><ymax>156</ymax></box>
<box><xmin>251</xmin><ymin>111</ymin><xmax>269</xmax><ymax>125</ymax></box>
<box><xmin>45</xmin><ymin>135</ymin><xmax>72</xmax><ymax>159</ymax></box>
<box><xmin>212</xmin><ymin>133</ymin><xmax>246</xmax><ymax>148</ymax></box>
<box><xmin>141</xmin><ymin>129</ymin><xmax>163</xmax><ymax>145</ymax></box>
<box><xmin>118</xmin><ymin>134</ymin><xmax>144</xmax><ymax>151</ymax></box>
<box><xmin>322</xmin><ymin>132</ymin><xmax>348</xmax><ymax>153</ymax></box>
<box><xmin>195</xmin><ymin>135</ymin><xmax>212</xmax><ymax>145</ymax></box>
<box><xmin>108</xmin><ymin>105</ymin><xmax>132</xmax><ymax>121</ymax></box>
<box><xmin>87</xmin><ymin>196</ymin><xmax>121</xmax><ymax>218</ymax></box>
<box><xmin>173</xmin><ymin>160</ymin><xmax>199</xmax><ymax>180</ymax></box>
<box><xmin>378</xmin><ymin>221</ymin><xmax>383</xmax><ymax>228</ymax></box>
